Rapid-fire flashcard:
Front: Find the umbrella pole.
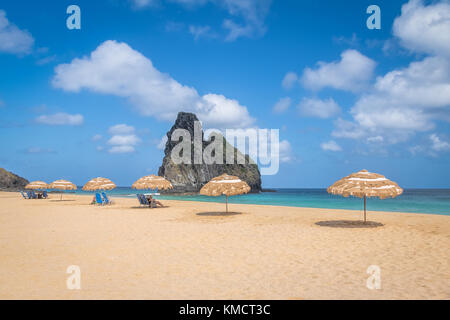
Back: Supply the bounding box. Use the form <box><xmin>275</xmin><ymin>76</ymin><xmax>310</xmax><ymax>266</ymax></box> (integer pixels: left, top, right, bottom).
<box><xmin>364</xmin><ymin>195</ymin><xmax>366</xmax><ymax>223</ymax></box>
<box><xmin>226</xmin><ymin>195</ymin><xmax>228</xmax><ymax>213</ymax></box>
<box><xmin>60</xmin><ymin>192</ymin><xmax>63</xmax><ymax>201</ymax></box>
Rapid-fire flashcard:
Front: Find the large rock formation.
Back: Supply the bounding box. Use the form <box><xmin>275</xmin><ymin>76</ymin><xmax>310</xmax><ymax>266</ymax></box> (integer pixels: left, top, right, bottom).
<box><xmin>158</xmin><ymin>112</ymin><xmax>262</xmax><ymax>193</ymax></box>
<box><xmin>0</xmin><ymin>168</ymin><xmax>28</xmax><ymax>191</ymax></box>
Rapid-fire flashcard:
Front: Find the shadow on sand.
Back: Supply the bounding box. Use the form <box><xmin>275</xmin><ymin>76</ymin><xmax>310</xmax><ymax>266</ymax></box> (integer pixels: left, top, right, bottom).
<box><xmin>315</xmin><ymin>220</ymin><xmax>384</xmax><ymax>228</ymax></box>
<box><xmin>129</xmin><ymin>206</ymin><xmax>170</xmax><ymax>209</ymax></box>
<box><xmin>196</xmin><ymin>211</ymin><xmax>242</xmax><ymax>217</ymax></box>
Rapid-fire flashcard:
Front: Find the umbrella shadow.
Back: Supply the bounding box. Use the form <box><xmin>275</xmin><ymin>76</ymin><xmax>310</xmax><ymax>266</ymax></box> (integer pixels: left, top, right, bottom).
<box><xmin>315</xmin><ymin>220</ymin><xmax>384</xmax><ymax>228</ymax></box>
<box><xmin>196</xmin><ymin>211</ymin><xmax>242</xmax><ymax>217</ymax></box>
<box><xmin>129</xmin><ymin>206</ymin><xmax>171</xmax><ymax>209</ymax></box>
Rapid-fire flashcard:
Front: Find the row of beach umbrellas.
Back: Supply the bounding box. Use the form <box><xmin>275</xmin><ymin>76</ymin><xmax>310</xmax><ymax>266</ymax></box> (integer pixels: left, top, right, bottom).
<box><xmin>25</xmin><ymin>175</ymin><xmax>174</xmax><ymax>193</ymax></box>
<box><xmin>24</xmin><ymin>170</ymin><xmax>403</xmax><ymax>222</ymax></box>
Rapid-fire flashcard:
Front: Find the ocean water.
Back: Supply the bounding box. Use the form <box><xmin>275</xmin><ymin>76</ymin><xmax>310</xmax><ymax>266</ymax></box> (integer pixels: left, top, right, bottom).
<box><xmin>73</xmin><ymin>188</ymin><xmax>450</xmax><ymax>216</ymax></box>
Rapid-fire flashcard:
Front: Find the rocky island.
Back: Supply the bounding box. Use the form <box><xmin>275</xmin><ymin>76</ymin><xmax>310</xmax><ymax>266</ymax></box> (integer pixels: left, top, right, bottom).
<box><xmin>0</xmin><ymin>168</ymin><xmax>28</xmax><ymax>191</ymax></box>
<box><xmin>158</xmin><ymin>112</ymin><xmax>262</xmax><ymax>193</ymax></box>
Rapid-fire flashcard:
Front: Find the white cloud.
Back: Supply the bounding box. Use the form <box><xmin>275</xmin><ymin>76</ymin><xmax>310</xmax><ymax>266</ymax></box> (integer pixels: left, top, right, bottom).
<box><xmin>92</xmin><ymin>134</ymin><xmax>102</xmax><ymax>141</ymax></box>
<box><xmin>198</xmin><ymin>93</ymin><xmax>255</xmax><ymax>129</ymax></box>
<box><xmin>279</xmin><ymin>139</ymin><xmax>293</xmax><ymax>163</ymax></box>
<box><xmin>108</xmin><ymin>123</ymin><xmax>135</xmax><ymax>135</ymax></box>
<box><xmin>133</xmin><ymin>0</ymin><xmax>271</xmax><ymax>41</ymax></box>
<box><xmin>393</xmin><ymin>0</ymin><xmax>450</xmax><ymax>57</ymax></box>
<box><xmin>109</xmin><ymin>145</ymin><xmax>136</xmax><ymax>154</ymax></box>
<box><xmin>35</xmin><ymin>113</ymin><xmax>84</xmax><ymax>126</ymax></box>
<box><xmin>189</xmin><ymin>25</ymin><xmax>215</xmax><ymax>40</ymax></box>
<box><xmin>334</xmin><ymin>56</ymin><xmax>450</xmax><ymax>144</ymax></box>
<box><xmin>298</xmin><ymin>97</ymin><xmax>341</xmax><ymax>119</ymax></box>
<box><xmin>105</xmin><ymin>124</ymin><xmax>140</xmax><ymax>154</ymax></box>
<box><xmin>221</xmin><ymin>0</ymin><xmax>272</xmax><ymax>41</ymax></box>
<box><xmin>52</xmin><ymin>40</ymin><xmax>254</xmax><ymax>129</ymax></box>
<box><xmin>25</xmin><ymin>147</ymin><xmax>55</xmax><ymax>154</ymax></box>
<box><xmin>107</xmin><ymin>134</ymin><xmax>140</xmax><ymax>146</ymax></box>
<box><xmin>301</xmin><ymin>50</ymin><xmax>376</xmax><ymax>92</ymax></box>
<box><xmin>272</xmin><ymin>97</ymin><xmax>291</xmax><ymax>114</ymax></box>
<box><xmin>0</xmin><ymin>10</ymin><xmax>34</xmax><ymax>55</ymax></box>
<box><xmin>281</xmin><ymin>72</ymin><xmax>299</xmax><ymax>89</ymax></box>
<box><xmin>329</xmin><ymin>1</ymin><xmax>450</xmax><ymax>149</ymax></box>
<box><xmin>320</xmin><ymin>140</ymin><xmax>342</xmax><ymax>152</ymax></box>
<box><xmin>130</xmin><ymin>0</ymin><xmax>158</xmax><ymax>9</ymax></box>
<box><xmin>430</xmin><ymin>134</ymin><xmax>450</xmax><ymax>152</ymax></box>
<box><xmin>366</xmin><ymin>136</ymin><xmax>384</xmax><ymax>143</ymax></box>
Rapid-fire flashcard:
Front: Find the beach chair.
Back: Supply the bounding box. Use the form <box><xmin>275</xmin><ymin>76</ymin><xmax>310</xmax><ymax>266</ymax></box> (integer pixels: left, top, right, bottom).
<box><xmin>136</xmin><ymin>194</ymin><xmax>145</xmax><ymax>206</ymax></box>
<box><xmin>30</xmin><ymin>191</ymin><xmax>38</xmax><ymax>199</ymax></box>
<box><xmin>95</xmin><ymin>192</ymin><xmax>104</xmax><ymax>205</ymax></box>
<box><xmin>137</xmin><ymin>194</ymin><xmax>150</xmax><ymax>207</ymax></box>
<box><xmin>42</xmin><ymin>191</ymin><xmax>48</xmax><ymax>199</ymax></box>
<box><xmin>101</xmin><ymin>192</ymin><xmax>113</xmax><ymax>205</ymax></box>
<box><xmin>20</xmin><ymin>191</ymin><xmax>28</xmax><ymax>199</ymax></box>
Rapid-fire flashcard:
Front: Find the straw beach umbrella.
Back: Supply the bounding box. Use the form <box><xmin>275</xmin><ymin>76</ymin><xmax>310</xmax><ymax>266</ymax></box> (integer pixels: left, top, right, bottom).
<box><xmin>327</xmin><ymin>169</ymin><xmax>403</xmax><ymax>222</ymax></box>
<box><xmin>200</xmin><ymin>173</ymin><xmax>251</xmax><ymax>213</ymax></box>
<box><xmin>25</xmin><ymin>181</ymin><xmax>48</xmax><ymax>190</ymax></box>
<box><xmin>82</xmin><ymin>177</ymin><xmax>116</xmax><ymax>191</ymax></box>
<box><xmin>48</xmin><ymin>179</ymin><xmax>77</xmax><ymax>200</ymax></box>
<box><xmin>132</xmin><ymin>175</ymin><xmax>173</xmax><ymax>191</ymax></box>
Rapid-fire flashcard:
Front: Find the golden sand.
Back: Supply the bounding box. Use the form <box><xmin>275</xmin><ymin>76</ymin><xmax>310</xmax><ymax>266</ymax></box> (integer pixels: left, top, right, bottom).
<box><xmin>0</xmin><ymin>191</ymin><xmax>449</xmax><ymax>299</ymax></box>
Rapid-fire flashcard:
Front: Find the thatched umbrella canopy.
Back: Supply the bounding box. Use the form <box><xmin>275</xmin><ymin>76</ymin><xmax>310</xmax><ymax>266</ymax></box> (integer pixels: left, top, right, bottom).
<box><xmin>82</xmin><ymin>177</ymin><xmax>116</xmax><ymax>191</ymax></box>
<box><xmin>25</xmin><ymin>181</ymin><xmax>48</xmax><ymax>190</ymax></box>
<box><xmin>132</xmin><ymin>175</ymin><xmax>173</xmax><ymax>191</ymax></box>
<box><xmin>327</xmin><ymin>169</ymin><xmax>403</xmax><ymax>222</ymax></box>
<box><xmin>48</xmin><ymin>179</ymin><xmax>77</xmax><ymax>200</ymax></box>
<box><xmin>200</xmin><ymin>174</ymin><xmax>251</xmax><ymax>213</ymax></box>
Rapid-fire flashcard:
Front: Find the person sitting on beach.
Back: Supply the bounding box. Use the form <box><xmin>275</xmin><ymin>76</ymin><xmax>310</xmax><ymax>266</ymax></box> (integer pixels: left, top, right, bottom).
<box><xmin>146</xmin><ymin>195</ymin><xmax>164</xmax><ymax>208</ymax></box>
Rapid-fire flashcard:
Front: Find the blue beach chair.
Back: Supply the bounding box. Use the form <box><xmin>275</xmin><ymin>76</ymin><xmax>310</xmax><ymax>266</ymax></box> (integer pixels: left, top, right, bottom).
<box><xmin>20</xmin><ymin>191</ymin><xmax>28</xmax><ymax>199</ymax></box>
<box><xmin>95</xmin><ymin>192</ymin><xmax>104</xmax><ymax>205</ymax></box>
<box><xmin>136</xmin><ymin>194</ymin><xmax>144</xmax><ymax>206</ymax></box>
<box><xmin>42</xmin><ymin>191</ymin><xmax>48</xmax><ymax>199</ymax></box>
<box><xmin>101</xmin><ymin>192</ymin><xmax>113</xmax><ymax>205</ymax></box>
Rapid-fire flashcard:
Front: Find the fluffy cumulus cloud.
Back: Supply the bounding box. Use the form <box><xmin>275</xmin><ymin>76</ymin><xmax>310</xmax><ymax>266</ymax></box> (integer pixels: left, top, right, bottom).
<box><xmin>106</xmin><ymin>124</ymin><xmax>141</xmax><ymax>154</ymax></box>
<box><xmin>272</xmin><ymin>97</ymin><xmax>291</xmax><ymax>114</ymax></box>
<box><xmin>298</xmin><ymin>97</ymin><xmax>341</xmax><ymax>119</ymax></box>
<box><xmin>331</xmin><ymin>0</ymin><xmax>450</xmax><ymax>148</ymax></box>
<box><xmin>52</xmin><ymin>40</ymin><xmax>254</xmax><ymax>129</ymax></box>
<box><xmin>320</xmin><ymin>140</ymin><xmax>342</xmax><ymax>152</ymax></box>
<box><xmin>0</xmin><ymin>10</ymin><xmax>34</xmax><ymax>55</ymax></box>
<box><xmin>393</xmin><ymin>0</ymin><xmax>450</xmax><ymax>57</ymax></box>
<box><xmin>301</xmin><ymin>50</ymin><xmax>376</xmax><ymax>92</ymax></box>
<box><xmin>35</xmin><ymin>113</ymin><xmax>84</xmax><ymax>126</ymax></box>
<box><xmin>333</xmin><ymin>54</ymin><xmax>450</xmax><ymax>144</ymax></box>
<box><xmin>281</xmin><ymin>72</ymin><xmax>299</xmax><ymax>90</ymax></box>
<box><xmin>198</xmin><ymin>93</ymin><xmax>254</xmax><ymax>129</ymax></box>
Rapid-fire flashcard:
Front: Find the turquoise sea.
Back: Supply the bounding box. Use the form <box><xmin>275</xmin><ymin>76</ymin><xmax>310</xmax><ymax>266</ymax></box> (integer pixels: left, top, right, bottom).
<box><xmin>73</xmin><ymin>188</ymin><xmax>450</xmax><ymax>216</ymax></box>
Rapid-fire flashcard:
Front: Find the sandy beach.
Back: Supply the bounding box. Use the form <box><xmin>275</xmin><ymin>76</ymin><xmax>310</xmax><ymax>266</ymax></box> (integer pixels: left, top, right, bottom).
<box><xmin>0</xmin><ymin>191</ymin><xmax>449</xmax><ymax>300</ymax></box>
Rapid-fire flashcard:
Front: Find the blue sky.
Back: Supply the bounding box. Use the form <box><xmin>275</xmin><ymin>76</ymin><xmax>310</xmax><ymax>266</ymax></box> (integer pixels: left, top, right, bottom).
<box><xmin>1</xmin><ymin>0</ymin><xmax>450</xmax><ymax>188</ymax></box>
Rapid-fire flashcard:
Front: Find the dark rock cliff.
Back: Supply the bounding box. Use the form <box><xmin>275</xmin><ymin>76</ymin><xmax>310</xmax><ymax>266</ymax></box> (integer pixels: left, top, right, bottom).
<box><xmin>158</xmin><ymin>112</ymin><xmax>262</xmax><ymax>193</ymax></box>
<box><xmin>0</xmin><ymin>168</ymin><xmax>28</xmax><ymax>191</ymax></box>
